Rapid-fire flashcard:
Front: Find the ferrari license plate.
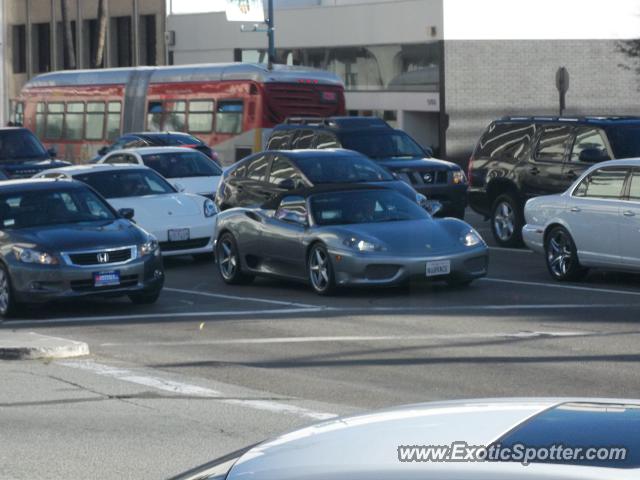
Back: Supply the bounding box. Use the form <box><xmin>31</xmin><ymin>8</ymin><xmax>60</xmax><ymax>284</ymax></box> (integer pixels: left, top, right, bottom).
<box><xmin>426</xmin><ymin>260</ymin><xmax>451</xmax><ymax>277</ymax></box>
<box><xmin>168</xmin><ymin>228</ymin><xmax>190</xmax><ymax>242</ymax></box>
<box><xmin>94</xmin><ymin>271</ymin><xmax>120</xmax><ymax>287</ymax></box>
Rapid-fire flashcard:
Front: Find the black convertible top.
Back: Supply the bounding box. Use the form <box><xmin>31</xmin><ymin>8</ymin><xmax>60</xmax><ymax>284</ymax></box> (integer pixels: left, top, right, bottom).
<box><xmin>261</xmin><ymin>183</ymin><xmax>392</xmax><ymax>210</ymax></box>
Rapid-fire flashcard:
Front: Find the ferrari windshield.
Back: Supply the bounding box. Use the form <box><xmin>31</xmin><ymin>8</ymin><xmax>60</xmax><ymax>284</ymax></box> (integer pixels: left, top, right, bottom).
<box><xmin>310</xmin><ymin>189</ymin><xmax>429</xmax><ymax>226</ymax></box>
<box><xmin>142</xmin><ymin>151</ymin><xmax>222</xmax><ymax>178</ymax></box>
<box><xmin>294</xmin><ymin>154</ymin><xmax>393</xmax><ymax>184</ymax></box>
<box><xmin>74</xmin><ymin>169</ymin><xmax>176</xmax><ymax>199</ymax></box>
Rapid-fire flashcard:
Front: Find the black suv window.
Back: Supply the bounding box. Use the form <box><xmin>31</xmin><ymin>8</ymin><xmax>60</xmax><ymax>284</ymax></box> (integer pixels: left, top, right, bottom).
<box><xmin>267</xmin><ymin>130</ymin><xmax>293</xmax><ymax>150</ymax></box>
<box><xmin>534</xmin><ymin>126</ymin><xmax>572</xmax><ymax>163</ymax></box>
<box><xmin>269</xmin><ymin>155</ymin><xmax>304</xmax><ymax>185</ymax></box>
<box><xmin>315</xmin><ymin>132</ymin><xmax>340</xmax><ymax>149</ymax></box>
<box><xmin>292</xmin><ymin>130</ymin><xmax>315</xmax><ymax>149</ymax></box>
<box><xmin>0</xmin><ymin>129</ymin><xmax>49</xmax><ymax>161</ymax></box>
<box><xmin>476</xmin><ymin>123</ymin><xmax>535</xmax><ymax>160</ymax></box>
<box><xmin>246</xmin><ymin>155</ymin><xmax>269</xmax><ymax>181</ymax></box>
<box><xmin>570</xmin><ymin>128</ymin><xmax>610</xmax><ymax>163</ymax></box>
<box><xmin>604</xmin><ymin>125</ymin><xmax>640</xmax><ymax>159</ymax></box>
<box><xmin>573</xmin><ymin>168</ymin><xmax>628</xmax><ymax>199</ymax></box>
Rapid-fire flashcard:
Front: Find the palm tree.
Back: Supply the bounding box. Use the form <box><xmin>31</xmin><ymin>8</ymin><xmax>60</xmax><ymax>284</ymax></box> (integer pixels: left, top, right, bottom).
<box><xmin>94</xmin><ymin>0</ymin><xmax>108</xmax><ymax>68</ymax></box>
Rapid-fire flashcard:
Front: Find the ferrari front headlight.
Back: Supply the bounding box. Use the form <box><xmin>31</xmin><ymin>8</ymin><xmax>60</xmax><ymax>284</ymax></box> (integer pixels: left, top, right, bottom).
<box><xmin>461</xmin><ymin>229</ymin><xmax>484</xmax><ymax>247</ymax></box>
<box><xmin>343</xmin><ymin>237</ymin><xmax>385</xmax><ymax>252</ymax></box>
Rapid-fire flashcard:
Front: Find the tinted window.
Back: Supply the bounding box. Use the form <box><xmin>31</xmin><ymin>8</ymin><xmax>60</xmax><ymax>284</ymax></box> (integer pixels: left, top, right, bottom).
<box><xmin>573</xmin><ymin>168</ymin><xmax>628</xmax><ymax>199</ymax></box>
<box><xmin>628</xmin><ymin>171</ymin><xmax>640</xmax><ymax>201</ymax></box>
<box><xmin>246</xmin><ymin>155</ymin><xmax>269</xmax><ymax>181</ymax></box>
<box><xmin>570</xmin><ymin>128</ymin><xmax>610</xmax><ymax>163</ymax></box>
<box><xmin>292</xmin><ymin>130</ymin><xmax>315</xmax><ymax>149</ymax></box>
<box><xmin>294</xmin><ymin>154</ymin><xmax>393</xmax><ymax>184</ymax></box>
<box><xmin>216</xmin><ymin>101</ymin><xmax>243</xmax><ymax>134</ymax></box>
<box><xmin>0</xmin><ymin>188</ymin><xmax>115</xmax><ymax>229</ymax></box>
<box><xmin>605</xmin><ymin>125</ymin><xmax>640</xmax><ymax>159</ymax></box>
<box><xmin>0</xmin><ymin>129</ymin><xmax>48</xmax><ymax>161</ymax></box>
<box><xmin>267</xmin><ymin>130</ymin><xmax>292</xmax><ymax>149</ymax></box>
<box><xmin>142</xmin><ymin>151</ymin><xmax>222</xmax><ymax>178</ymax></box>
<box><xmin>143</xmin><ymin>133</ymin><xmax>204</xmax><ymax>147</ymax></box>
<box><xmin>76</xmin><ymin>170</ymin><xmax>175</xmax><ymax>198</ymax></box>
<box><xmin>340</xmin><ymin>131</ymin><xmax>425</xmax><ymax>160</ymax></box>
<box><xmin>534</xmin><ymin>126</ymin><xmax>572</xmax><ymax>162</ymax></box>
<box><xmin>310</xmin><ymin>190</ymin><xmax>428</xmax><ymax>226</ymax></box>
<box><xmin>315</xmin><ymin>132</ymin><xmax>340</xmax><ymax>149</ymax></box>
<box><xmin>269</xmin><ymin>155</ymin><xmax>304</xmax><ymax>185</ymax></box>
<box><xmin>476</xmin><ymin>123</ymin><xmax>535</xmax><ymax>160</ymax></box>
<box><xmin>104</xmin><ymin>154</ymin><xmax>136</xmax><ymax>165</ymax></box>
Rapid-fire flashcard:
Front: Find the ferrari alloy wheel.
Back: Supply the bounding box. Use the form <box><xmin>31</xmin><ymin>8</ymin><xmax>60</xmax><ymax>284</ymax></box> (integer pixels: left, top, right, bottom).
<box><xmin>308</xmin><ymin>244</ymin><xmax>335</xmax><ymax>295</ymax></box>
<box><xmin>216</xmin><ymin>233</ymin><xmax>254</xmax><ymax>285</ymax></box>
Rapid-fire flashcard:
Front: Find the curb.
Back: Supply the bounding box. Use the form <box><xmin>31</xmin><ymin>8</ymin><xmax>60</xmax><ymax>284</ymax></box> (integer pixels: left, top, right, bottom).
<box><xmin>0</xmin><ymin>331</ymin><xmax>90</xmax><ymax>360</ymax></box>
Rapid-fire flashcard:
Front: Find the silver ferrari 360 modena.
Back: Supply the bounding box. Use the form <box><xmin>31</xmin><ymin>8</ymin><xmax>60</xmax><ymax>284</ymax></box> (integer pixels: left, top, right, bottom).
<box><xmin>214</xmin><ymin>185</ymin><xmax>488</xmax><ymax>294</ymax></box>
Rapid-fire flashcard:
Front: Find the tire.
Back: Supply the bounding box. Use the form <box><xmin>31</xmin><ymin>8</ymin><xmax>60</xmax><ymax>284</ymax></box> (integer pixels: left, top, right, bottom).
<box><xmin>544</xmin><ymin>226</ymin><xmax>588</xmax><ymax>282</ymax></box>
<box><xmin>128</xmin><ymin>289</ymin><xmax>161</xmax><ymax>305</ymax></box>
<box><xmin>216</xmin><ymin>232</ymin><xmax>254</xmax><ymax>285</ymax></box>
<box><xmin>491</xmin><ymin>193</ymin><xmax>524</xmax><ymax>247</ymax></box>
<box><xmin>0</xmin><ymin>264</ymin><xmax>23</xmax><ymax>318</ymax></box>
<box><xmin>307</xmin><ymin>243</ymin><xmax>336</xmax><ymax>295</ymax></box>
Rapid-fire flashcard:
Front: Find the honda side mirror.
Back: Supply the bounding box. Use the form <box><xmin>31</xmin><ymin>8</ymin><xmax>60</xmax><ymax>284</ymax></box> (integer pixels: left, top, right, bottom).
<box><xmin>118</xmin><ymin>208</ymin><xmax>135</xmax><ymax>220</ymax></box>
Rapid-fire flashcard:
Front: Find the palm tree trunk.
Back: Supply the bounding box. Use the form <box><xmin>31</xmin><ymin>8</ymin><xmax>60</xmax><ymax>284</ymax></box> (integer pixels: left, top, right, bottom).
<box><xmin>94</xmin><ymin>0</ymin><xmax>108</xmax><ymax>68</ymax></box>
<box><xmin>61</xmin><ymin>0</ymin><xmax>76</xmax><ymax>69</ymax></box>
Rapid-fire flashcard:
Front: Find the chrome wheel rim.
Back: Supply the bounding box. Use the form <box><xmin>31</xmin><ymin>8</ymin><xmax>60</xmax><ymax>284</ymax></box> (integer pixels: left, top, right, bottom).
<box><xmin>309</xmin><ymin>247</ymin><xmax>329</xmax><ymax>291</ymax></box>
<box><xmin>218</xmin><ymin>238</ymin><xmax>238</xmax><ymax>280</ymax></box>
<box><xmin>547</xmin><ymin>231</ymin><xmax>573</xmax><ymax>278</ymax></box>
<box><xmin>493</xmin><ymin>201</ymin><xmax>515</xmax><ymax>241</ymax></box>
<box><xmin>0</xmin><ymin>269</ymin><xmax>9</xmax><ymax>315</ymax></box>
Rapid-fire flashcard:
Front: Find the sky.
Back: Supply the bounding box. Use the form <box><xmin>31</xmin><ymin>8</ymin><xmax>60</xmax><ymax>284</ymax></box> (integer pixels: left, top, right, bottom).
<box><xmin>167</xmin><ymin>0</ymin><xmax>227</xmax><ymax>14</ymax></box>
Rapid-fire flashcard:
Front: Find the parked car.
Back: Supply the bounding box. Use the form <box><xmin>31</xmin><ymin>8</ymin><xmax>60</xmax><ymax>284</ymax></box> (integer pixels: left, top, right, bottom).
<box><xmin>523</xmin><ymin>159</ymin><xmax>640</xmax><ymax>281</ymax></box>
<box><xmin>266</xmin><ymin>117</ymin><xmax>468</xmax><ymax>218</ymax></box>
<box><xmin>91</xmin><ymin>132</ymin><xmax>218</xmax><ymax>163</ymax></box>
<box><xmin>468</xmin><ymin>116</ymin><xmax>640</xmax><ymax>247</ymax></box>
<box><xmin>170</xmin><ymin>398</ymin><xmax>639</xmax><ymax>480</ymax></box>
<box><xmin>97</xmin><ymin>147</ymin><xmax>223</xmax><ymax>200</ymax></box>
<box><xmin>215</xmin><ymin>185</ymin><xmax>487</xmax><ymax>295</ymax></box>
<box><xmin>0</xmin><ymin>179</ymin><xmax>164</xmax><ymax>317</ymax></box>
<box><xmin>35</xmin><ymin>164</ymin><xmax>218</xmax><ymax>259</ymax></box>
<box><xmin>215</xmin><ymin>149</ymin><xmax>435</xmax><ymax>213</ymax></box>
<box><xmin>0</xmin><ymin>127</ymin><xmax>70</xmax><ymax>178</ymax></box>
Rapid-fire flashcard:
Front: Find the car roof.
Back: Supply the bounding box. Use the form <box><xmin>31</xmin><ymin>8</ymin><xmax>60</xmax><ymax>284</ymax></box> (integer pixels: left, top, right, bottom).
<box><xmin>274</xmin><ymin>116</ymin><xmax>392</xmax><ymax>131</ymax></box>
<box><xmin>260</xmin><ymin>183</ymin><xmax>394</xmax><ymax>210</ymax></box>
<box><xmin>108</xmin><ymin>146</ymin><xmax>197</xmax><ymax>155</ymax></box>
<box><xmin>0</xmin><ymin>178</ymin><xmax>87</xmax><ymax>193</ymax></box>
<box><xmin>267</xmin><ymin>148</ymin><xmax>368</xmax><ymax>159</ymax></box>
<box><xmin>36</xmin><ymin>163</ymin><xmax>152</xmax><ymax>176</ymax></box>
<box><xmin>497</xmin><ymin>116</ymin><xmax>640</xmax><ymax>126</ymax></box>
<box><xmin>227</xmin><ymin>398</ymin><xmax>640</xmax><ymax>480</ymax></box>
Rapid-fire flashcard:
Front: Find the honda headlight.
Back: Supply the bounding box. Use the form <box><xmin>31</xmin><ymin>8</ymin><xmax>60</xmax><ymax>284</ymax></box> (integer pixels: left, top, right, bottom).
<box><xmin>13</xmin><ymin>246</ymin><xmax>58</xmax><ymax>265</ymax></box>
<box><xmin>139</xmin><ymin>238</ymin><xmax>159</xmax><ymax>256</ymax></box>
<box><xmin>204</xmin><ymin>198</ymin><xmax>218</xmax><ymax>218</ymax></box>
<box><xmin>343</xmin><ymin>237</ymin><xmax>385</xmax><ymax>252</ymax></box>
<box><xmin>452</xmin><ymin>170</ymin><xmax>467</xmax><ymax>185</ymax></box>
<box><xmin>416</xmin><ymin>193</ymin><xmax>428</xmax><ymax>208</ymax></box>
<box><xmin>461</xmin><ymin>229</ymin><xmax>484</xmax><ymax>247</ymax></box>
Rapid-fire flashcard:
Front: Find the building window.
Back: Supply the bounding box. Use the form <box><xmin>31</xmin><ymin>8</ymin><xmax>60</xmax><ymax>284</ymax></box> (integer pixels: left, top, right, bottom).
<box><xmin>32</xmin><ymin>23</ymin><xmax>52</xmax><ymax>73</ymax></box>
<box><xmin>12</xmin><ymin>25</ymin><xmax>27</xmax><ymax>73</ymax></box>
<box><xmin>139</xmin><ymin>15</ymin><xmax>157</xmax><ymax>66</ymax></box>
<box><xmin>112</xmin><ymin>16</ymin><xmax>132</xmax><ymax>67</ymax></box>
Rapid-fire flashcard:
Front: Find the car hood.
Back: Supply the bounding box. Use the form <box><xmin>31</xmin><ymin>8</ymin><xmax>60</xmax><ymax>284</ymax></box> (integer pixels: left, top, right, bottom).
<box><xmin>0</xmin><ymin>159</ymin><xmax>72</xmax><ymax>178</ymax></box>
<box><xmin>107</xmin><ymin>193</ymin><xmax>203</xmax><ymax>226</ymax></box>
<box><xmin>330</xmin><ymin>218</ymin><xmax>467</xmax><ymax>255</ymax></box>
<box><xmin>376</xmin><ymin>156</ymin><xmax>459</xmax><ymax>171</ymax></box>
<box><xmin>12</xmin><ymin>219</ymin><xmax>144</xmax><ymax>252</ymax></box>
<box><xmin>168</xmin><ymin>176</ymin><xmax>220</xmax><ymax>196</ymax></box>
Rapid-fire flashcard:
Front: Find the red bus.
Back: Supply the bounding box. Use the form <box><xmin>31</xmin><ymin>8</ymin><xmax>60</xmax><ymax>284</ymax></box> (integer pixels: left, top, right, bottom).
<box><xmin>14</xmin><ymin>63</ymin><xmax>346</xmax><ymax>165</ymax></box>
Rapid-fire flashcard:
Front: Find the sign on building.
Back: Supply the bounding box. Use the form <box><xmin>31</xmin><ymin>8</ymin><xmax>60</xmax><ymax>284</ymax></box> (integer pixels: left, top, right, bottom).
<box><xmin>226</xmin><ymin>0</ymin><xmax>265</xmax><ymax>22</ymax></box>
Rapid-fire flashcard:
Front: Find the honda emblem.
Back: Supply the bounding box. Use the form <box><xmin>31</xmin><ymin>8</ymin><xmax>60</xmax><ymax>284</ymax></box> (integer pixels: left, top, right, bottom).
<box><xmin>97</xmin><ymin>252</ymin><xmax>110</xmax><ymax>264</ymax></box>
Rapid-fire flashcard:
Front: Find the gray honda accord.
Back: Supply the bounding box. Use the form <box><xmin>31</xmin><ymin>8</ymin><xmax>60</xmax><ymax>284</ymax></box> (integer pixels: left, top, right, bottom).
<box><xmin>0</xmin><ymin>179</ymin><xmax>164</xmax><ymax>317</ymax></box>
<box><xmin>215</xmin><ymin>185</ymin><xmax>488</xmax><ymax>295</ymax></box>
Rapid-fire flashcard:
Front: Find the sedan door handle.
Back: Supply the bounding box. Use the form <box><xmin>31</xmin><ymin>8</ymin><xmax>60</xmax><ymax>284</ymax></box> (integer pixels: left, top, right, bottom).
<box><xmin>570</xmin><ymin>207</ymin><xmax>581</xmax><ymax>213</ymax></box>
<box><xmin>623</xmin><ymin>210</ymin><xmax>636</xmax><ymax>217</ymax></box>
<box><xmin>529</xmin><ymin>167</ymin><xmax>540</xmax><ymax>175</ymax></box>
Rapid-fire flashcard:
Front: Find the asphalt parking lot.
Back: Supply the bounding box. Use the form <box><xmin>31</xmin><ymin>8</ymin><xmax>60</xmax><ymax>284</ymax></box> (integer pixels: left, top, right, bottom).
<box><xmin>3</xmin><ymin>210</ymin><xmax>640</xmax><ymax>479</ymax></box>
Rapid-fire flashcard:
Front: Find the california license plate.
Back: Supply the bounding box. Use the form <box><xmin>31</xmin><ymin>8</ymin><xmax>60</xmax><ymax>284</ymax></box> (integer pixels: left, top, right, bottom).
<box><xmin>94</xmin><ymin>271</ymin><xmax>120</xmax><ymax>287</ymax></box>
<box><xmin>426</xmin><ymin>260</ymin><xmax>451</xmax><ymax>277</ymax></box>
<box><xmin>168</xmin><ymin>228</ymin><xmax>190</xmax><ymax>242</ymax></box>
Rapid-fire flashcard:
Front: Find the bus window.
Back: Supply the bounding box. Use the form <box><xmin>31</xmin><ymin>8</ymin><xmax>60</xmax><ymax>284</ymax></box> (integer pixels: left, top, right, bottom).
<box><xmin>13</xmin><ymin>102</ymin><xmax>24</xmax><ymax>126</ymax></box>
<box><xmin>64</xmin><ymin>102</ymin><xmax>84</xmax><ymax>140</ymax></box>
<box><xmin>147</xmin><ymin>102</ymin><xmax>163</xmax><ymax>132</ymax></box>
<box><xmin>35</xmin><ymin>103</ymin><xmax>46</xmax><ymax>138</ymax></box>
<box><xmin>216</xmin><ymin>101</ymin><xmax>243</xmax><ymax>134</ymax></box>
<box><xmin>106</xmin><ymin>102</ymin><xmax>122</xmax><ymax>141</ymax></box>
<box><xmin>165</xmin><ymin>101</ymin><xmax>186</xmax><ymax>132</ymax></box>
<box><xmin>188</xmin><ymin>100</ymin><xmax>214</xmax><ymax>133</ymax></box>
<box><xmin>86</xmin><ymin>102</ymin><xmax>105</xmax><ymax>140</ymax></box>
<box><xmin>45</xmin><ymin>103</ymin><xmax>64</xmax><ymax>140</ymax></box>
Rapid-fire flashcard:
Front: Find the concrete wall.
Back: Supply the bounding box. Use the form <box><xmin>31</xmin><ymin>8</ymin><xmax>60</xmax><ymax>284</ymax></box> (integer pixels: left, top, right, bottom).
<box><xmin>444</xmin><ymin>39</ymin><xmax>640</xmax><ymax>166</ymax></box>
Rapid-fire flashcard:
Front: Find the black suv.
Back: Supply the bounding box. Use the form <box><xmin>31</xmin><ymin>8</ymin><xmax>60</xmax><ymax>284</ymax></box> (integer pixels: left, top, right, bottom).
<box><xmin>0</xmin><ymin>128</ymin><xmax>69</xmax><ymax>178</ymax></box>
<box><xmin>468</xmin><ymin>116</ymin><xmax>640</xmax><ymax>246</ymax></box>
<box><xmin>266</xmin><ymin>117</ymin><xmax>468</xmax><ymax>218</ymax></box>
<box><xmin>215</xmin><ymin>149</ymin><xmax>427</xmax><ymax>211</ymax></box>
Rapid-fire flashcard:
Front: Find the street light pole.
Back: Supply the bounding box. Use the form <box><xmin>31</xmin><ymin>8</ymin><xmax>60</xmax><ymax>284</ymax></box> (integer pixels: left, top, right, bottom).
<box><xmin>267</xmin><ymin>0</ymin><xmax>275</xmax><ymax>69</ymax></box>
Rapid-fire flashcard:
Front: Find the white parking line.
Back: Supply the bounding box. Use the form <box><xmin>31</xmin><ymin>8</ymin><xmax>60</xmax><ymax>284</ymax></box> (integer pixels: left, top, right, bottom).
<box><xmin>482</xmin><ymin>277</ymin><xmax>640</xmax><ymax>297</ymax></box>
<box><xmin>99</xmin><ymin>330</ymin><xmax>601</xmax><ymax>347</ymax></box>
<box><xmin>164</xmin><ymin>287</ymin><xmax>320</xmax><ymax>309</ymax></box>
<box><xmin>58</xmin><ymin>359</ymin><xmax>336</xmax><ymax>421</ymax></box>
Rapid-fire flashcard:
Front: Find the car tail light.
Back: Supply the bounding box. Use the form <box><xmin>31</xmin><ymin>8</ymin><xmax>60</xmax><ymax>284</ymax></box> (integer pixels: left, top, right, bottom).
<box><xmin>467</xmin><ymin>155</ymin><xmax>474</xmax><ymax>187</ymax></box>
